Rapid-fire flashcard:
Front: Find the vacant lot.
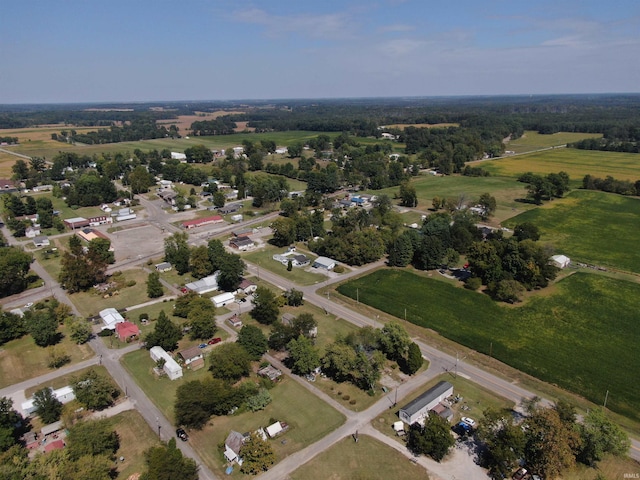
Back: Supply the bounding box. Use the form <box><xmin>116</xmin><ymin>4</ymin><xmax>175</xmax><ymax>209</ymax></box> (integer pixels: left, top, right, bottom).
<box><xmin>108</xmin><ymin>410</ymin><xmax>160</xmax><ymax>479</ymax></box>
<box><xmin>504</xmin><ymin>190</ymin><xmax>640</xmax><ymax>273</ymax></box>
<box><xmin>0</xmin><ymin>324</ymin><xmax>94</xmax><ymax>388</ymax></box>
<box><xmin>338</xmin><ymin>269</ymin><xmax>640</xmax><ymax>423</ymax></box>
<box><xmin>289</xmin><ymin>434</ymin><xmax>431</xmax><ymax>480</ymax></box>
<box><xmin>481</xmin><ymin>148</ymin><xmax>640</xmax><ymax>182</ymax></box>
<box><xmin>241</xmin><ymin>243</ymin><xmax>328</xmax><ymax>286</ymax></box>
<box><xmin>505</xmin><ymin>131</ymin><xmax>602</xmax><ymax>153</ymax></box>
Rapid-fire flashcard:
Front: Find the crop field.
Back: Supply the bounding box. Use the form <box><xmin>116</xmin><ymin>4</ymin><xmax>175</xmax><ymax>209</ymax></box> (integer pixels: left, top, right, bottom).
<box><xmin>480</xmin><ymin>148</ymin><xmax>640</xmax><ymax>182</ymax></box>
<box><xmin>503</xmin><ymin>190</ymin><xmax>640</xmax><ymax>273</ymax></box>
<box><xmin>505</xmin><ymin>130</ymin><xmax>602</xmax><ymax>154</ymax></box>
<box><xmin>337</xmin><ymin>269</ymin><xmax>640</xmax><ymax>422</ymax></box>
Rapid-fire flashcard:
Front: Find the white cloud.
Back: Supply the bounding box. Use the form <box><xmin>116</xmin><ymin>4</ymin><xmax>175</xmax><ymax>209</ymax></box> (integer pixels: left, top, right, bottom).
<box><xmin>378</xmin><ymin>23</ymin><xmax>415</xmax><ymax>33</ymax></box>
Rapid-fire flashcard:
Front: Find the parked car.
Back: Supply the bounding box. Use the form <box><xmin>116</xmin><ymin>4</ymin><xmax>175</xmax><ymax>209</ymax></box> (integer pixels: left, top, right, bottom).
<box><xmin>208</xmin><ymin>337</ymin><xmax>222</xmax><ymax>345</ymax></box>
<box><xmin>198</xmin><ymin>343</ymin><xmax>207</xmax><ymax>349</ymax></box>
<box><xmin>461</xmin><ymin>417</ymin><xmax>476</xmax><ymax>427</ymax></box>
<box><xmin>176</xmin><ymin>428</ymin><xmax>188</xmax><ymax>441</ymax></box>
<box><xmin>24</xmin><ymin>302</ymin><xmax>34</xmax><ymax>309</ymax></box>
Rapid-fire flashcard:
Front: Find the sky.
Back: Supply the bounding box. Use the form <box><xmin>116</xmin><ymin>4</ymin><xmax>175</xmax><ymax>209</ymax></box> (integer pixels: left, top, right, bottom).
<box><xmin>1</xmin><ymin>0</ymin><xmax>639</xmax><ymax>104</ymax></box>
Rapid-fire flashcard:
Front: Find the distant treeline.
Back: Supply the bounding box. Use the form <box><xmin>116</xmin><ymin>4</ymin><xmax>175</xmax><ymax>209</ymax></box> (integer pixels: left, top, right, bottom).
<box><xmin>190</xmin><ymin>117</ymin><xmax>237</xmax><ymax>136</ymax></box>
<box><xmin>55</xmin><ymin>119</ymin><xmax>180</xmax><ymax>144</ymax></box>
<box><xmin>568</xmin><ymin>124</ymin><xmax>640</xmax><ymax>153</ymax></box>
<box><xmin>582</xmin><ymin>174</ymin><xmax>640</xmax><ymax>196</ymax></box>
<box><xmin>0</xmin><ymin>136</ymin><xmax>18</xmax><ymax>144</ymax></box>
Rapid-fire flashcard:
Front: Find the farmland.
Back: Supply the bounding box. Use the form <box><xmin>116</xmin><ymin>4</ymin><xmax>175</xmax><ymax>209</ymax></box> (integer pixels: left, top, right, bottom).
<box><xmin>337</xmin><ymin>269</ymin><xmax>640</xmax><ymax>422</ymax></box>
<box><xmin>504</xmin><ymin>130</ymin><xmax>602</xmax><ymax>154</ymax></box>
<box><xmin>504</xmin><ymin>189</ymin><xmax>640</xmax><ymax>273</ymax></box>
<box><xmin>480</xmin><ymin>147</ymin><xmax>640</xmax><ymax>182</ymax></box>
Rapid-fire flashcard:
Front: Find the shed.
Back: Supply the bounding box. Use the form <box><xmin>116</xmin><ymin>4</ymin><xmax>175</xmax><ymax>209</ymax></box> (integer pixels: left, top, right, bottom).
<box><xmin>41</xmin><ymin>420</ymin><xmax>64</xmax><ymax>437</ymax></box>
<box><xmin>99</xmin><ymin>308</ymin><xmax>125</xmax><ymax>330</ymax></box>
<box><xmin>399</xmin><ymin>381</ymin><xmax>453</xmax><ymax>425</ymax></box>
<box><xmin>258</xmin><ymin>365</ymin><xmax>282</xmax><ymax>381</ymax></box>
<box><xmin>185</xmin><ymin>271</ymin><xmax>220</xmax><ymax>294</ymax></box>
<box><xmin>265</xmin><ymin>421</ymin><xmax>284</xmax><ymax>438</ymax></box>
<box><xmin>227</xmin><ymin>315</ymin><xmax>243</xmax><ymax>328</ymax></box>
<box><xmin>212</xmin><ymin>292</ymin><xmax>236</xmax><ymax>308</ymax></box>
<box><xmin>155</xmin><ymin>262</ymin><xmax>172</xmax><ymax>272</ymax></box>
<box><xmin>550</xmin><ymin>254</ymin><xmax>571</xmax><ymax>269</ymax></box>
<box><xmin>312</xmin><ymin>256</ymin><xmax>336</xmax><ymax>270</ymax></box>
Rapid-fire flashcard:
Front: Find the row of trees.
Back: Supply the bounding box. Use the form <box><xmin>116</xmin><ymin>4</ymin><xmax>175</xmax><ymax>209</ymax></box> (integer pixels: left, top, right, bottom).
<box><xmin>59</xmin><ymin>119</ymin><xmax>180</xmax><ymax>144</ymax></box>
<box><xmin>478</xmin><ymin>400</ymin><xmax>630</xmax><ymax>479</ymax></box>
<box><xmin>517</xmin><ymin>171</ymin><xmax>571</xmax><ymax>205</ymax></box>
<box><xmin>582</xmin><ymin>174</ymin><xmax>640</xmax><ymax>196</ymax></box>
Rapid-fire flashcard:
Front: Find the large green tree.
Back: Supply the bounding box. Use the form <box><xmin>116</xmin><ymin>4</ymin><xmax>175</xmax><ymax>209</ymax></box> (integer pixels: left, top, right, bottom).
<box><xmin>406</xmin><ymin>414</ymin><xmax>455</xmax><ymax>462</ymax></box>
<box><xmin>186</xmin><ymin>297</ymin><xmax>217</xmax><ymax>340</ymax></box>
<box><xmin>237</xmin><ymin>325</ymin><xmax>268</xmax><ymax>360</ymax></box>
<box><xmin>578</xmin><ymin>408</ymin><xmax>630</xmax><ymax>466</ymax></box>
<box><xmin>0</xmin><ymin>397</ymin><xmax>23</xmax><ymax>452</ymax></box>
<box><xmin>477</xmin><ymin>407</ymin><xmax>526</xmax><ymax>478</ymax></box>
<box><xmin>144</xmin><ymin>310</ymin><xmax>182</xmax><ymax>351</ymax></box>
<box><xmin>164</xmin><ymin>232</ymin><xmax>190</xmax><ymax>275</ymax></box>
<box><xmin>33</xmin><ymin>387</ymin><xmax>63</xmax><ymax>424</ymax></box>
<box><xmin>287</xmin><ymin>335</ymin><xmax>320</xmax><ymax>375</ymax></box>
<box><xmin>25</xmin><ymin>310</ymin><xmax>60</xmax><ymax>347</ymax></box>
<box><xmin>146</xmin><ymin>271</ymin><xmax>164</xmax><ymax>298</ymax></box>
<box><xmin>71</xmin><ymin>369</ymin><xmax>119</xmax><ymax>411</ymax></box>
<box><xmin>0</xmin><ymin>247</ymin><xmax>32</xmax><ymax>297</ymax></box>
<box><xmin>209</xmin><ymin>343</ymin><xmax>251</xmax><ymax>381</ymax></box>
<box><xmin>66</xmin><ymin>419</ymin><xmax>120</xmax><ymax>461</ymax></box>
<box><xmin>250</xmin><ymin>286</ymin><xmax>280</xmax><ymax>325</ymax></box>
<box><xmin>239</xmin><ymin>432</ymin><xmax>275</xmax><ymax>475</ymax></box>
<box><xmin>141</xmin><ymin>438</ymin><xmax>198</xmax><ymax>480</ymax></box>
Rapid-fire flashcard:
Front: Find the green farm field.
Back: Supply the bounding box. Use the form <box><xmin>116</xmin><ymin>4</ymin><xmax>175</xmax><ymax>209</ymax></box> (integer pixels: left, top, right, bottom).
<box><xmin>504</xmin><ymin>190</ymin><xmax>640</xmax><ymax>273</ymax></box>
<box><xmin>481</xmin><ymin>148</ymin><xmax>640</xmax><ymax>182</ymax></box>
<box><xmin>505</xmin><ymin>130</ymin><xmax>602</xmax><ymax>154</ymax></box>
<box><xmin>337</xmin><ymin>269</ymin><xmax>640</xmax><ymax>423</ymax></box>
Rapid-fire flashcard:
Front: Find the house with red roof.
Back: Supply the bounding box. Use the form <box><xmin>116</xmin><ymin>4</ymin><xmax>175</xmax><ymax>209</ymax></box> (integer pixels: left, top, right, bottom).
<box><xmin>115</xmin><ymin>321</ymin><xmax>140</xmax><ymax>342</ymax></box>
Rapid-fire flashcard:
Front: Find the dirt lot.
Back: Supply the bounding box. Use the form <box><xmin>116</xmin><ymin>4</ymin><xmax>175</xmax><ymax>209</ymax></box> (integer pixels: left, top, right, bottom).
<box><xmin>108</xmin><ymin>223</ymin><xmax>167</xmax><ymax>263</ymax></box>
<box><xmin>156</xmin><ymin>111</ymin><xmax>245</xmax><ymax>134</ymax></box>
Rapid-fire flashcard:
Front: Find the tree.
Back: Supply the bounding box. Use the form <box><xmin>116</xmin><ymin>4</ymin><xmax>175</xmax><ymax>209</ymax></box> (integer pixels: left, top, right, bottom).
<box><xmin>128</xmin><ymin>165</ymin><xmax>155</xmax><ymax>194</ymax></box>
<box><xmin>0</xmin><ymin>397</ymin><xmax>23</xmax><ymax>452</ymax></box>
<box><xmin>270</xmin><ymin>217</ymin><xmax>296</xmax><ymax>247</ymax></box>
<box><xmin>513</xmin><ymin>222</ymin><xmax>540</xmax><ymax>242</ymax></box>
<box><xmin>321</xmin><ymin>342</ymin><xmax>358</xmax><ymax>383</ymax></box>
<box><xmin>189</xmin><ymin>246</ymin><xmax>213</xmax><ymax>279</ymax></box>
<box><xmin>141</xmin><ymin>438</ymin><xmax>198</xmax><ymax>480</ymax></box>
<box><xmin>25</xmin><ymin>310</ymin><xmax>60</xmax><ymax>347</ymax></box>
<box><xmin>477</xmin><ymin>193</ymin><xmax>497</xmax><ymax>219</ymax></box>
<box><xmin>477</xmin><ymin>407</ymin><xmax>526</xmax><ymax>478</ymax></box>
<box><xmin>237</xmin><ymin>325</ymin><xmax>268</xmax><ymax>360</ymax></box>
<box><xmin>68</xmin><ymin>317</ymin><xmax>92</xmax><ymax>344</ymax></box>
<box><xmin>524</xmin><ymin>406</ymin><xmax>581</xmax><ymax>479</ymax></box>
<box><xmin>174</xmin><ymin>378</ymin><xmax>237</xmax><ymax>428</ymax></box>
<box><xmin>379</xmin><ymin>322</ymin><xmax>411</xmax><ymax>362</ymax></box>
<box><xmin>0</xmin><ymin>311</ymin><xmax>27</xmax><ymax>346</ymax></box>
<box><xmin>217</xmin><ymin>253</ymin><xmax>245</xmax><ymax>291</ymax></box>
<box><xmin>146</xmin><ymin>271</ymin><xmax>164</xmax><ymax>298</ymax></box>
<box><xmin>33</xmin><ymin>387</ymin><xmax>63</xmax><ymax>424</ymax></box>
<box><xmin>493</xmin><ymin>278</ymin><xmax>525</xmax><ymax>303</ymax></box>
<box><xmin>144</xmin><ymin>310</ymin><xmax>182</xmax><ymax>351</ymax></box>
<box><xmin>399</xmin><ymin>181</ymin><xmax>418</xmax><ymax>207</ymax></box>
<box><xmin>186</xmin><ymin>297</ymin><xmax>217</xmax><ymax>340</ymax></box>
<box><xmin>283</xmin><ymin>288</ymin><xmax>304</xmax><ymax>306</ymax></box>
<box><xmin>0</xmin><ymin>247</ymin><xmax>32</xmax><ymax>297</ymax></box>
<box><xmin>239</xmin><ymin>432</ymin><xmax>275</xmax><ymax>475</ymax></box>
<box><xmin>387</xmin><ymin>231</ymin><xmax>415</xmax><ymax>267</ymax></box>
<box><xmin>209</xmin><ymin>343</ymin><xmax>251</xmax><ymax>381</ymax></box>
<box><xmin>287</xmin><ymin>335</ymin><xmax>320</xmax><ymax>375</ymax></box>
<box><xmin>164</xmin><ymin>232</ymin><xmax>190</xmax><ymax>275</ymax></box>
<box><xmin>404</xmin><ymin>342</ymin><xmax>423</xmax><ymax>374</ymax></box>
<box><xmin>250</xmin><ymin>286</ymin><xmax>280</xmax><ymax>325</ymax></box>
<box><xmin>578</xmin><ymin>408</ymin><xmax>630</xmax><ymax>466</ymax></box>
<box><xmin>71</xmin><ymin>369</ymin><xmax>119</xmax><ymax>411</ymax></box>
<box><xmin>406</xmin><ymin>414</ymin><xmax>455</xmax><ymax>461</ymax></box>
<box><xmin>246</xmin><ymin>389</ymin><xmax>272</xmax><ymax>412</ymax></box>
<box><xmin>66</xmin><ymin>419</ymin><xmax>120</xmax><ymax>460</ymax></box>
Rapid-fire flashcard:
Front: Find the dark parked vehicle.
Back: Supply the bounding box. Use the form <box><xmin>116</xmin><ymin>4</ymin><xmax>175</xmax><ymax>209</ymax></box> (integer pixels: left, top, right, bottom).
<box><xmin>176</xmin><ymin>428</ymin><xmax>188</xmax><ymax>441</ymax></box>
<box><xmin>208</xmin><ymin>337</ymin><xmax>222</xmax><ymax>345</ymax></box>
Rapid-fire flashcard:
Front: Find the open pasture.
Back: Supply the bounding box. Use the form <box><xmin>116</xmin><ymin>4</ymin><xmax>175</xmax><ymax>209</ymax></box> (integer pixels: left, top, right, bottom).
<box><xmin>505</xmin><ymin>130</ymin><xmax>602</xmax><ymax>154</ymax></box>
<box><xmin>337</xmin><ymin>269</ymin><xmax>640</xmax><ymax>423</ymax></box>
<box><xmin>504</xmin><ymin>190</ymin><xmax>640</xmax><ymax>273</ymax></box>
<box><xmin>481</xmin><ymin>148</ymin><xmax>640</xmax><ymax>182</ymax></box>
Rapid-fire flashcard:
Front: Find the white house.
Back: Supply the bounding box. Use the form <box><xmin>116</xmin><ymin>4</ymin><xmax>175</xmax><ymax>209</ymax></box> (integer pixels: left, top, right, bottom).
<box><xmin>550</xmin><ymin>254</ymin><xmax>571</xmax><ymax>269</ymax></box>
<box><xmin>149</xmin><ymin>346</ymin><xmax>183</xmax><ymax>380</ymax></box>
<box><xmin>99</xmin><ymin>308</ymin><xmax>125</xmax><ymax>330</ymax></box>
<box><xmin>33</xmin><ymin>236</ymin><xmax>50</xmax><ymax>248</ymax></box>
<box><xmin>399</xmin><ymin>381</ymin><xmax>453</xmax><ymax>426</ymax></box>
<box><xmin>25</xmin><ymin>226</ymin><xmax>41</xmax><ymax>238</ymax></box>
<box><xmin>224</xmin><ymin>431</ymin><xmax>246</xmax><ymax>464</ymax></box>
<box><xmin>21</xmin><ymin>386</ymin><xmax>76</xmax><ymax>415</ymax></box>
<box><xmin>212</xmin><ymin>292</ymin><xmax>236</xmax><ymax>308</ymax></box>
<box><xmin>155</xmin><ymin>262</ymin><xmax>172</xmax><ymax>272</ymax></box>
<box><xmin>171</xmin><ymin>152</ymin><xmax>187</xmax><ymax>161</ymax></box>
<box><xmin>178</xmin><ymin>345</ymin><xmax>204</xmax><ymax>366</ymax></box>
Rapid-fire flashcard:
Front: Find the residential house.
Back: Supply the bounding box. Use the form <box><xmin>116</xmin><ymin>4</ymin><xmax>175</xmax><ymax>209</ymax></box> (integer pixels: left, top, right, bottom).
<box><xmin>157</xmin><ymin>190</ymin><xmax>177</xmax><ymax>205</ymax></box>
<box><xmin>25</xmin><ymin>226</ymin><xmax>41</xmax><ymax>238</ymax></box>
<box><xmin>155</xmin><ymin>262</ymin><xmax>172</xmax><ymax>272</ymax></box>
<box><xmin>236</xmin><ymin>279</ymin><xmax>257</xmax><ymax>295</ymax></box>
<box><xmin>149</xmin><ymin>346</ymin><xmax>183</xmax><ymax>380</ymax></box>
<box><xmin>227</xmin><ymin>314</ymin><xmax>243</xmax><ymax>328</ymax></box>
<box><xmin>33</xmin><ymin>236</ymin><xmax>50</xmax><ymax>248</ymax></box>
<box><xmin>229</xmin><ymin>236</ymin><xmax>255</xmax><ymax>251</ymax></box>
<box><xmin>224</xmin><ymin>430</ymin><xmax>247</xmax><ymax>464</ymax></box>
<box><xmin>22</xmin><ymin>387</ymin><xmax>76</xmax><ymax>416</ymax></box>
<box><xmin>178</xmin><ymin>346</ymin><xmax>204</xmax><ymax>369</ymax></box>
<box><xmin>398</xmin><ymin>381</ymin><xmax>454</xmax><ymax>426</ymax></box>
<box><xmin>282</xmin><ymin>313</ymin><xmax>317</xmax><ymax>337</ymax></box>
<box><xmin>115</xmin><ymin>321</ymin><xmax>140</xmax><ymax>342</ymax></box>
<box><xmin>218</xmin><ymin>203</ymin><xmax>242</xmax><ymax>215</ymax></box>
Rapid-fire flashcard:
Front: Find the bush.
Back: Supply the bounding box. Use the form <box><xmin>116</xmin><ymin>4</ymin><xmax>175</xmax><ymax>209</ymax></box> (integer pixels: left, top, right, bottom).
<box><xmin>342</xmin><ymin>395</ymin><xmax>350</xmax><ymax>401</ymax></box>
<box><xmin>349</xmin><ymin>399</ymin><xmax>356</xmax><ymax>405</ymax></box>
<box><xmin>97</xmin><ymin>328</ymin><xmax>114</xmax><ymax>337</ymax></box>
<box><xmin>333</xmin><ymin>265</ymin><xmax>345</xmax><ymax>273</ymax></box>
<box><xmin>139</xmin><ymin>313</ymin><xmax>149</xmax><ymax>321</ymax></box>
<box><xmin>126</xmin><ymin>280</ymin><xmax>137</xmax><ymax>287</ymax></box>
<box><xmin>464</xmin><ymin>277</ymin><xmax>482</xmax><ymax>291</ymax></box>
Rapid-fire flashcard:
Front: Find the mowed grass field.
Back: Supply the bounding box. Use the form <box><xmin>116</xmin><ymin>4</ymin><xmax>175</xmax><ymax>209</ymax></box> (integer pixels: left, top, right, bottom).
<box><xmin>505</xmin><ymin>130</ymin><xmax>602</xmax><ymax>154</ymax></box>
<box><xmin>337</xmin><ymin>269</ymin><xmax>640</xmax><ymax>423</ymax></box>
<box><xmin>503</xmin><ymin>190</ymin><xmax>640</xmax><ymax>273</ymax></box>
<box><xmin>481</xmin><ymin>147</ymin><xmax>640</xmax><ymax>182</ymax></box>
<box><xmin>289</xmin><ymin>434</ymin><xmax>431</xmax><ymax>480</ymax></box>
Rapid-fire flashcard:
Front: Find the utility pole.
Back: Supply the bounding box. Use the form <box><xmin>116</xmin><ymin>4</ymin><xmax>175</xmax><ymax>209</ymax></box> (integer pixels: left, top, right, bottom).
<box><xmin>604</xmin><ymin>390</ymin><xmax>609</xmax><ymax>408</ymax></box>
